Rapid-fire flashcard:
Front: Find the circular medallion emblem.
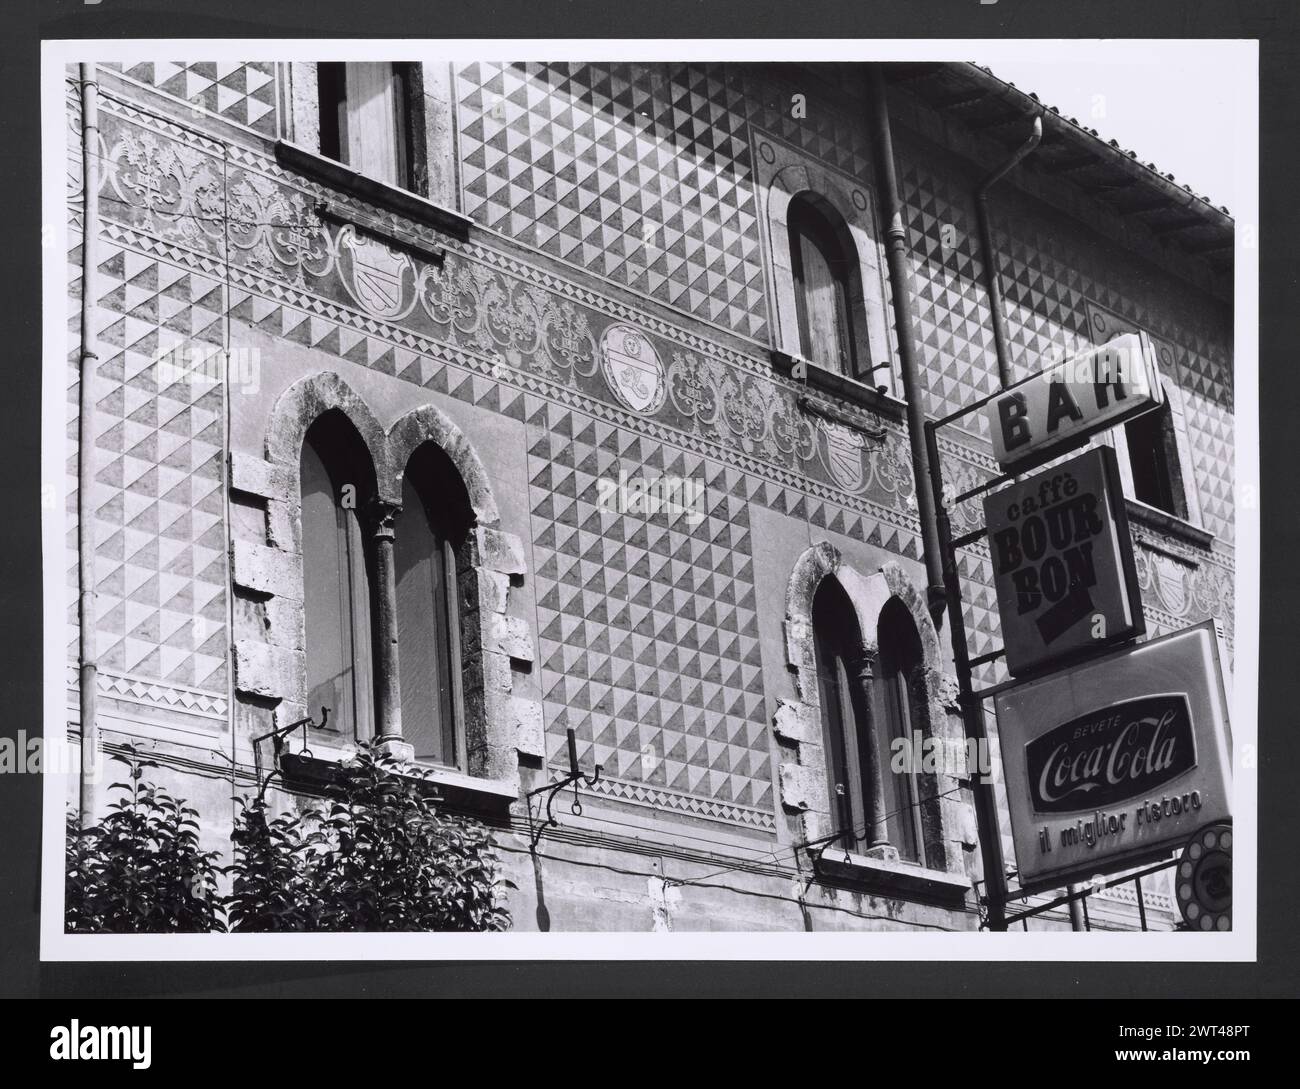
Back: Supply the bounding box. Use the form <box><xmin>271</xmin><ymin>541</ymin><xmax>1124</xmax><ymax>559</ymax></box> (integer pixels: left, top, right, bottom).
<box><xmin>1176</xmin><ymin>822</ymin><xmax>1231</xmax><ymax>932</ymax></box>
<box><xmin>600</xmin><ymin>323</ymin><xmax>666</xmax><ymax>414</ymax></box>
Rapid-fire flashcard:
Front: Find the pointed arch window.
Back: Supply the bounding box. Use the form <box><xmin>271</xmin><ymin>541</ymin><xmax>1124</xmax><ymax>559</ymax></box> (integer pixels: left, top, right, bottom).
<box><xmin>811</xmin><ymin>579</ymin><xmax>877</xmax><ymax>848</ymax></box>
<box><xmin>300</xmin><ymin>413</ymin><xmax>377</xmax><ymax>740</ymax></box>
<box><xmin>875</xmin><ymin>598</ymin><xmax>930</xmax><ymax>864</ymax></box>
<box><xmin>788</xmin><ymin>194</ymin><xmax>860</xmax><ymax>377</ymax></box>
<box><xmin>811</xmin><ymin>581</ymin><xmax>940</xmax><ymax>864</ymax></box>
<box><xmin>395</xmin><ymin>443</ymin><xmax>472</xmax><ymax>767</ymax></box>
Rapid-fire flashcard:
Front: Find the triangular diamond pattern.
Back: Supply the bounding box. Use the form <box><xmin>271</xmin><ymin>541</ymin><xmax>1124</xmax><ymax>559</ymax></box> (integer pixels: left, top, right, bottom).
<box><xmin>456</xmin><ymin>62</ymin><xmax>766</xmax><ymax>341</ymax></box>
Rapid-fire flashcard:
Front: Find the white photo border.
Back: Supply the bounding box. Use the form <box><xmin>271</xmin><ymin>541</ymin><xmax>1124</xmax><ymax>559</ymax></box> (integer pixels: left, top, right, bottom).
<box><xmin>40</xmin><ymin>37</ymin><xmax>1259</xmax><ymax>962</ymax></box>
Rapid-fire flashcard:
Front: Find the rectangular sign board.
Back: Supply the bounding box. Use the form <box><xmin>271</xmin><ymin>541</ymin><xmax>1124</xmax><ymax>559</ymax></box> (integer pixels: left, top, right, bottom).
<box><xmin>984</xmin><ymin>445</ymin><xmax>1144</xmax><ymax>677</ymax></box>
<box><xmin>994</xmin><ymin>620</ymin><xmax>1232</xmax><ymax>891</ymax></box>
<box><xmin>985</xmin><ymin>332</ymin><xmax>1164</xmax><ymax>472</ymax></box>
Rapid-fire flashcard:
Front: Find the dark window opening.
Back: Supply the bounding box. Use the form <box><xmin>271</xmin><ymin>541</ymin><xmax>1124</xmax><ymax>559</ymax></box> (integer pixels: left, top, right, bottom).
<box><xmin>316</xmin><ymin>62</ymin><xmax>425</xmax><ymax>194</ymax></box>
<box><xmin>395</xmin><ymin>443</ymin><xmax>472</xmax><ymax>768</ymax></box>
<box><xmin>317</xmin><ymin>62</ymin><xmax>346</xmax><ymax>165</ymax></box>
<box><xmin>1124</xmin><ymin>398</ymin><xmax>1188</xmax><ymax>519</ymax></box>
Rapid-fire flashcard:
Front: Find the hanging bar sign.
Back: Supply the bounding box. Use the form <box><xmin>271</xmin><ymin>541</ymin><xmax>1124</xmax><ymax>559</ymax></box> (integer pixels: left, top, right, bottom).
<box><xmin>984</xmin><ymin>445</ymin><xmax>1144</xmax><ymax>677</ymax></box>
<box><xmin>985</xmin><ymin>332</ymin><xmax>1164</xmax><ymax>472</ymax></box>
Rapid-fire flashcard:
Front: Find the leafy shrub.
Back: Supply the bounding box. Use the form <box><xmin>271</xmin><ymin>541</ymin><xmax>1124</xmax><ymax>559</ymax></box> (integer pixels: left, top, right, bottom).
<box><xmin>67</xmin><ymin>743</ymin><xmax>511</xmax><ymax>934</ymax></box>
<box><xmin>226</xmin><ymin>742</ymin><xmax>512</xmax><ymax>932</ymax></box>
<box><xmin>224</xmin><ymin>803</ymin><xmax>322</xmax><ymax>932</ymax></box>
<box><xmin>65</xmin><ymin>752</ymin><xmax>224</xmax><ymax>933</ymax></box>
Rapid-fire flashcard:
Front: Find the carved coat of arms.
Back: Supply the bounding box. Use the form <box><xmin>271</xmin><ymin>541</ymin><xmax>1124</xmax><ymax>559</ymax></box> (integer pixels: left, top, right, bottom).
<box><xmin>336</xmin><ymin>225</ymin><xmax>414</xmax><ymax>319</ymax></box>
<box><xmin>819</xmin><ymin>420</ymin><xmax>868</xmax><ymax>493</ymax></box>
<box><xmin>600</xmin><ymin>323</ymin><xmax>666</xmax><ymax>414</ymax></box>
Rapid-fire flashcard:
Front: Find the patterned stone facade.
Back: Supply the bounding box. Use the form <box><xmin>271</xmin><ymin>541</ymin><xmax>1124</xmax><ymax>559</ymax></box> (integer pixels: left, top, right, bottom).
<box><xmin>61</xmin><ymin>59</ymin><xmax>1234</xmax><ymax>933</ymax></box>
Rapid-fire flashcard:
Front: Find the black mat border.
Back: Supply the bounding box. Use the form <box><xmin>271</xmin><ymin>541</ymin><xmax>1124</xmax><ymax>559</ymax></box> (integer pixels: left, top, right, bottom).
<box><xmin>1</xmin><ymin>0</ymin><xmax>1294</xmax><ymax>999</ymax></box>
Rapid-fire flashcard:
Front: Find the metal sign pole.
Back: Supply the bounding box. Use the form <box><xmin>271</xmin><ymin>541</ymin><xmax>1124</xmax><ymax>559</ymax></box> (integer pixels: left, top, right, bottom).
<box><xmin>924</xmin><ymin>419</ymin><xmax>1008</xmax><ymax>931</ymax></box>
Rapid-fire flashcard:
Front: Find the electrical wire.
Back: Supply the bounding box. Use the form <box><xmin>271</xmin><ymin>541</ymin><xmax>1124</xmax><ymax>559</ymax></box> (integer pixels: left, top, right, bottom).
<box><xmin>660</xmin><ymin>784</ymin><xmax>966</xmax><ymax>890</ymax></box>
<box><xmin>524</xmin><ymin>841</ymin><xmax>979</xmax><ymax>925</ymax></box>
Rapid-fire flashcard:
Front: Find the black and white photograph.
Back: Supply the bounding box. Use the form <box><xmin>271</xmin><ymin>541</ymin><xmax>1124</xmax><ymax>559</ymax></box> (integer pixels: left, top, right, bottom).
<box><xmin>35</xmin><ymin>38</ymin><xmax>1258</xmax><ymax>960</ymax></box>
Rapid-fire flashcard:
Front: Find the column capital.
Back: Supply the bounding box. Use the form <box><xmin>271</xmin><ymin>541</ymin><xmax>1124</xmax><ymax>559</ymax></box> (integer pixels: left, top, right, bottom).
<box><xmin>368</xmin><ymin>497</ymin><xmax>402</xmax><ymax>540</ymax></box>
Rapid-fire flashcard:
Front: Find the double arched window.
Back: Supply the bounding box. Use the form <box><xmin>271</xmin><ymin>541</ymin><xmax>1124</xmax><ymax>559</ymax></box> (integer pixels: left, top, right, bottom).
<box><xmin>300</xmin><ymin>415</ymin><xmax>470</xmax><ymax>768</ymax></box>
<box><xmin>811</xmin><ymin>579</ymin><xmax>933</xmax><ymax>865</ymax></box>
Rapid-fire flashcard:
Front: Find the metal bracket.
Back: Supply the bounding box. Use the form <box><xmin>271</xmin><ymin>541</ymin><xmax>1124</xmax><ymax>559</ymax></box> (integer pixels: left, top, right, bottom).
<box><xmin>251</xmin><ymin>706</ymin><xmax>329</xmax><ymax>803</ymax></box>
<box><xmin>797</xmin><ymin>394</ymin><xmax>889</xmax><ymax>440</ymax></box>
<box><xmin>524</xmin><ymin>727</ymin><xmax>602</xmax><ymax>851</ymax></box>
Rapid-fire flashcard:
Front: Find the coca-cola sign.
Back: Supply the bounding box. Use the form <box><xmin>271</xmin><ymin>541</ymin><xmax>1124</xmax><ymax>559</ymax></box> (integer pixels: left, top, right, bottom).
<box><xmin>1026</xmin><ymin>695</ymin><xmax>1197</xmax><ymax>813</ymax></box>
<box><xmin>995</xmin><ymin>621</ymin><xmax>1233</xmax><ymax>892</ymax></box>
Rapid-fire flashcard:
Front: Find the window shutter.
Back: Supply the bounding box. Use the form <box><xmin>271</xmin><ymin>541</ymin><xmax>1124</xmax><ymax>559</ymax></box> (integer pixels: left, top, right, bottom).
<box><xmin>301</xmin><ymin>435</ymin><xmax>374</xmax><ymax>740</ymax></box>
<box><xmin>344</xmin><ymin>62</ymin><xmax>402</xmax><ymax>187</ymax></box>
<box><xmin>395</xmin><ymin>472</ymin><xmax>458</xmax><ymax>766</ymax></box>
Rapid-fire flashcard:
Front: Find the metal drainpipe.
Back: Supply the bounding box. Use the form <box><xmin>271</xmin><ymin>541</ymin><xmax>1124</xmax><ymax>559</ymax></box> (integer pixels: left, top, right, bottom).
<box><xmin>867</xmin><ymin>67</ymin><xmax>945</xmax><ymax>627</ymax></box>
<box><xmin>77</xmin><ymin>63</ymin><xmax>101</xmax><ymax>827</ymax></box>
<box><xmin>975</xmin><ymin>115</ymin><xmax>1042</xmax><ymax>390</ymax></box>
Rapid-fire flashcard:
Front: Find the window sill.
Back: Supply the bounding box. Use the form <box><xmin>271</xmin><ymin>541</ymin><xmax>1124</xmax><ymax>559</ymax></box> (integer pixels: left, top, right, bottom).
<box><xmin>1124</xmin><ymin>498</ymin><xmax>1215</xmax><ymax>552</ymax></box>
<box><xmin>812</xmin><ymin>847</ymin><xmax>973</xmax><ymax>908</ymax></box>
<box><xmin>770</xmin><ymin>350</ymin><xmax>907</xmax><ymax>424</ymax></box>
<box><xmin>274</xmin><ymin>140</ymin><xmax>472</xmax><ymax>243</ymax></box>
<box><xmin>278</xmin><ymin>752</ymin><xmax>516</xmax><ymax>820</ymax></box>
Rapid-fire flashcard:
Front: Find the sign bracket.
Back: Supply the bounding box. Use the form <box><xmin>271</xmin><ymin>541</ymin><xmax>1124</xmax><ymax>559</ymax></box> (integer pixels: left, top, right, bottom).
<box><xmin>922</xmin><ymin>334</ymin><xmax>1175</xmax><ymax>931</ymax></box>
<box><xmin>923</xmin><ymin>416</ymin><xmax>1011</xmax><ymax>930</ymax></box>
<box><xmin>1002</xmin><ymin>855</ymin><xmax>1180</xmax><ymax>928</ymax></box>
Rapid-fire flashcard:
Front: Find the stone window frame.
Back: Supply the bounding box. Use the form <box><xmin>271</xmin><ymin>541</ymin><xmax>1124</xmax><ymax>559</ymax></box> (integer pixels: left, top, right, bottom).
<box><xmin>231</xmin><ymin>371</ymin><xmax>540</xmax><ymax>796</ymax></box>
<box><xmin>1121</xmin><ymin>378</ymin><xmax>1194</xmax><ymax>522</ymax></box>
<box><xmin>1085</xmin><ymin>300</ymin><xmax>1207</xmax><ymax>532</ymax></box>
<box><xmin>754</xmin><ymin>133</ymin><xmax>897</xmax><ymax>396</ymax></box>
<box><xmin>774</xmin><ymin>543</ymin><xmax>970</xmax><ymax>876</ymax></box>
<box><xmin>286</xmin><ymin>61</ymin><xmax>458</xmax><ymax>209</ymax></box>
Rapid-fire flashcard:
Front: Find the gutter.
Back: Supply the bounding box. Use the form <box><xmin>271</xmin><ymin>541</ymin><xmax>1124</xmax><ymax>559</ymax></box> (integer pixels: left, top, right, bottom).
<box><xmin>867</xmin><ymin>67</ymin><xmax>946</xmax><ymax>626</ymax></box>
<box><xmin>956</xmin><ymin>63</ymin><xmax>1232</xmax><ymax>227</ymax></box>
<box><xmin>77</xmin><ymin>64</ymin><xmax>100</xmax><ymax>826</ymax></box>
<box><xmin>975</xmin><ymin>115</ymin><xmax>1042</xmax><ymax>389</ymax></box>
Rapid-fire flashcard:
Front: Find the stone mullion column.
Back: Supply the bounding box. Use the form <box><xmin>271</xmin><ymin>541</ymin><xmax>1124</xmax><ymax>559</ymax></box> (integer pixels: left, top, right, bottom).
<box><xmin>849</xmin><ymin>654</ymin><xmax>891</xmax><ymax>853</ymax></box>
<box><xmin>369</xmin><ymin>499</ymin><xmax>410</xmax><ymax>759</ymax></box>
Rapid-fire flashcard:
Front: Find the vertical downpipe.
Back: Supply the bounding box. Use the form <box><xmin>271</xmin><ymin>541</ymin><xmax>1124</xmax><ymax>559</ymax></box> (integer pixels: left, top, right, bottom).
<box><xmin>77</xmin><ymin>64</ymin><xmax>101</xmax><ymax>826</ymax></box>
<box><xmin>975</xmin><ymin>115</ymin><xmax>1042</xmax><ymax>390</ymax></box>
<box><xmin>867</xmin><ymin>68</ymin><xmax>946</xmax><ymax>625</ymax></box>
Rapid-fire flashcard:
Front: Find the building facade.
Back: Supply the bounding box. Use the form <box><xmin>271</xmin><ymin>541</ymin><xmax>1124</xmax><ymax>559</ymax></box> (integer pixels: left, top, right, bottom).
<box><xmin>62</xmin><ymin>58</ymin><xmax>1234</xmax><ymax>932</ymax></box>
